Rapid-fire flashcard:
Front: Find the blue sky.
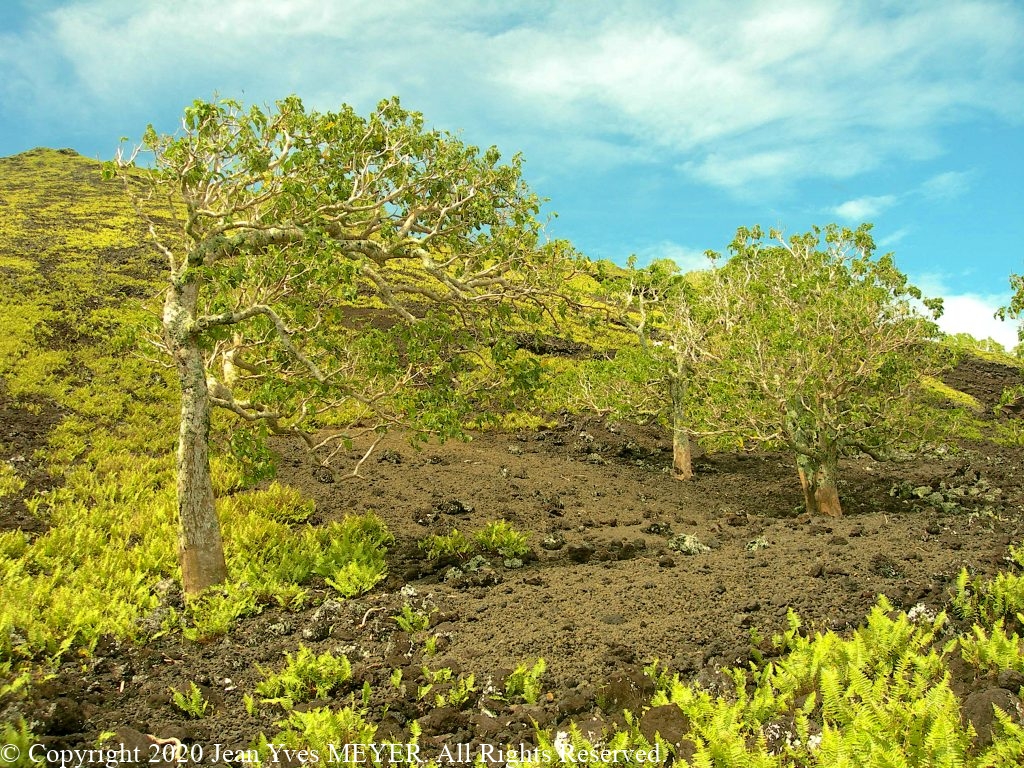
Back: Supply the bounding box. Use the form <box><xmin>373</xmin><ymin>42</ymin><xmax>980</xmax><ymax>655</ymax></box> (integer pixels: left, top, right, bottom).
<box><xmin>2</xmin><ymin>0</ymin><xmax>1022</xmax><ymax>347</ymax></box>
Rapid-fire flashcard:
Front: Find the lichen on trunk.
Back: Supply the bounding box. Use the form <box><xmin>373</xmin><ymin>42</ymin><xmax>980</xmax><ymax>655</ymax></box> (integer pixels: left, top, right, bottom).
<box><xmin>796</xmin><ymin>452</ymin><xmax>842</xmax><ymax>518</ymax></box>
<box><xmin>165</xmin><ymin>279</ymin><xmax>228</xmax><ymax>595</ymax></box>
<box><xmin>670</xmin><ymin>374</ymin><xmax>693</xmax><ymax>480</ymax></box>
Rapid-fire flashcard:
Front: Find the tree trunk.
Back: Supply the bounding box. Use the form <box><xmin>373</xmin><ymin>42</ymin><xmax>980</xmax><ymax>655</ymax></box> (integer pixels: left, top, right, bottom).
<box><xmin>669</xmin><ymin>374</ymin><xmax>693</xmax><ymax>480</ymax></box>
<box><xmin>795</xmin><ymin>452</ymin><xmax>842</xmax><ymax>517</ymax></box>
<box><xmin>165</xmin><ymin>280</ymin><xmax>228</xmax><ymax>596</ymax></box>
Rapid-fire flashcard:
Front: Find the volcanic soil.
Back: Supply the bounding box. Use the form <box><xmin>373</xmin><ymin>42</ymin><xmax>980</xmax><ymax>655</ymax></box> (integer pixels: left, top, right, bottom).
<box><xmin>2</xmin><ymin>357</ymin><xmax>1023</xmax><ymax>763</ymax></box>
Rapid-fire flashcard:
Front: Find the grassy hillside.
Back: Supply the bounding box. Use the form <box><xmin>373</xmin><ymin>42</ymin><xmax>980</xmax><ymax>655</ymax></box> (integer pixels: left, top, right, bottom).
<box><xmin>0</xmin><ymin>149</ymin><xmax>391</xmax><ymax>663</ymax></box>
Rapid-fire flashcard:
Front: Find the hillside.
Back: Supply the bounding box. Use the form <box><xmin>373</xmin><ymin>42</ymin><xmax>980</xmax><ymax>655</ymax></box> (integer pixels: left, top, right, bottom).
<box><xmin>3</xmin><ymin>149</ymin><xmax>1024</xmax><ymax>763</ymax></box>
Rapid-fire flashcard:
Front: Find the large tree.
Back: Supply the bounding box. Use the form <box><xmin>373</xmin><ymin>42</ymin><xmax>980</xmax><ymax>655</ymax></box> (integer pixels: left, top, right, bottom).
<box><xmin>111</xmin><ymin>96</ymin><xmax>573</xmax><ymax>595</ymax></box>
<box><xmin>687</xmin><ymin>224</ymin><xmax>942</xmax><ymax>517</ymax></box>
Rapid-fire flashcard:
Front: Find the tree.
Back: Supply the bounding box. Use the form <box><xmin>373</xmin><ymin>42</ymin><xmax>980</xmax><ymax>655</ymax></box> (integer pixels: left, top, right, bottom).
<box><xmin>110</xmin><ymin>96</ymin><xmax>573</xmax><ymax>595</ymax></box>
<box><xmin>686</xmin><ymin>224</ymin><xmax>942</xmax><ymax>517</ymax></box>
<box><xmin>577</xmin><ymin>258</ymin><xmax>700</xmax><ymax>479</ymax></box>
<box><xmin>997</xmin><ymin>272</ymin><xmax>1024</xmax><ymax>356</ymax></box>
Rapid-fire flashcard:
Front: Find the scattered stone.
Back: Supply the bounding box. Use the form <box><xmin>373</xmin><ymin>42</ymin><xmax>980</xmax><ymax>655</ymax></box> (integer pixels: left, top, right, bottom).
<box><xmin>435</xmin><ymin>499</ymin><xmax>473</xmax><ymax>515</ymax></box>
<box><xmin>667</xmin><ymin>534</ymin><xmax>710</xmax><ymax>555</ymax></box>
<box><xmin>556</xmin><ymin>691</ymin><xmax>593</xmax><ymax>719</ymax></box>
<box><xmin>40</xmin><ymin>696</ymin><xmax>85</xmax><ymax>735</ymax></box>
<box><xmin>870</xmin><ymin>553</ymin><xmax>904</xmax><ymax>579</ymax></box>
<box><xmin>745</xmin><ymin>537</ymin><xmax>769</xmax><ymax>552</ymax></box>
<box><xmin>418</xmin><ymin>705</ymin><xmax>468</xmax><ymax>735</ymax></box>
<box><xmin>566</xmin><ymin>543</ymin><xmax>595</xmax><ymax>563</ymax></box>
<box><xmin>998</xmin><ymin>670</ymin><xmax>1024</xmax><ymax>693</ymax></box>
<box><xmin>267</xmin><ymin>621</ymin><xmax>294</xmax><ymax>636</ymax></box>
<box><xmin>377</xmin><ymin>449</ymin><xmax>402</xmax><ymax>464</ymax></box>
<box><xmin>541</xmin><ymin>533</ymin><xmax>566</xmax><ymax>551</ymax></box>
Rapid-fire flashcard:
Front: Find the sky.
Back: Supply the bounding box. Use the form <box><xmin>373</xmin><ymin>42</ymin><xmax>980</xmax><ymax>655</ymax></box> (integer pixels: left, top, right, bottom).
<box><xmin>2</xmin><ymin>0</ymin><xmax>1022</xmax><ymax>347</ymax></box>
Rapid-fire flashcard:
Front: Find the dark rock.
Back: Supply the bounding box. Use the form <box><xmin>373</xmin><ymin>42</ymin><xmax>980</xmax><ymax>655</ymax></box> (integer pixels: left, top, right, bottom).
<box><xmin>961</xmin><ymin>688</ymin><xmax>1023</xmax><ymax>747</ymax></box>
<box><xmin>870</xmin><ymin>553</ymin><xmax>904</xmax><ymax>578</ymax></box>
<box><xmin>639</xmin><ymin>704</ymin><xmax>693</xmax><ymax>759</ymax></box>
<box><xmin>658</xmin><ymin>555</ymin><xmax>676</xmax><ymax>568</ymax></box>
<box><xmin>41</xmin><ymin>696</ymin><xmax>85</xmax><ymax>735</ymax></box>
<box><xmin>112</xmin><ymin>728</ymin><xmax>155</xmax><ymax>766</ymax></box>
<box><xmin>566</xmin><ymin>543</ymin><xmax>595</xmax><ymax>563</ymax></box>
<box><xmin>596</xmin><ymin>668</ymin><xmax>655</xmax><ymax>713</ymax></box>
<box><xmin>998</xmin><ymin>669</ymin><xmax>1024</xmax><ymax>693</ymax></box>
<box><xmin>418</xmin><ymin>706</ymin><xmax>469</xmax><ymax>735</ymax></box>
<box><xmin>436</xmin><ymin>499</ymin><xmax>473</xmax><ymax>515</ymax></box>
<box><xmin>556</xmin><ymin>692</ymin><xmax>594</xmax><ymax>719</ymax></box>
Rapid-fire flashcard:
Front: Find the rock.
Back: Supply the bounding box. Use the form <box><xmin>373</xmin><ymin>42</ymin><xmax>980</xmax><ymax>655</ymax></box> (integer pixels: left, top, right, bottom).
<box><xmin>658</xmin><ymin>555</ymin><xmax>676</xmax><ymax>568</ymax></box>
<box><xmin>596</xmin><ymin>668</ymin><xmax>655</xmax><ymax>713</ymax></box>
<box><xmin>418</xmin><ymin>706</ymin><xmax>469</xmax><ymax>735</ymax></box>
<box><xmin>112</xmin><ymin>728</ymin><xmax>155</xmax><ymax>766</ymax></box>
<box><xmin>961</xmin><ymin>688</ymin><xmax>1024</xmax><ymax>747</ymax></box>
<box><xmin>667</xmin><ymin>534</ymin><xmax>710</xmax><ymax>555</ymax></box>
<box><xmin>870</xmin><ymin>553</ymin><xmax>904</xmax><ymax>578</ymax></box>
<box><xmin>314</xmin><ymin>466</ymin><xmax>334</xmax><ymax>484</ymax></box>
<box><xmin>566</xmin><ymin>543</ymin><xmax>595</xmax><ymax>563</ymax></box>
<box><xmin>556</xmin><ymin>691</ymin><xmax>593</xmax><ymax>719</ymax></box>
<box><xmin>998</xmin><ymin>670</ymin><xmax>1024</xmax><ymax>693</ymax></box>
<box><xmin>41</xmin><ymin>696</ymin><xmax>85</xmax><ymax>735</ymax></box>
<box><xmin>267</xmin><ymin>621</ymin><xmax>294</xmax><ymax>636</ymax></box>
<box><xmin>639</xmin><ymin>704</ymin><xmax>694</xmax><ymax>760</ymax></box>
<box><xmin>436</xmin><ymin>499</ymin><xmax>473</xmax><ymax>515</ymax></box>
<box><xmin>541</xmin><ymin>533</ymin><xmax>566</xmax><ymax>550</ymax></box>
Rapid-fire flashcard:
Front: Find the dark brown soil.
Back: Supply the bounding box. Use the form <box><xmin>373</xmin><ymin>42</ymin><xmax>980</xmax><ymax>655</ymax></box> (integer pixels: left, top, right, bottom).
<box><xmin>3</xmin><ymin>357</ymin><xmax>1024</xmax><ymax>762</ymax></box>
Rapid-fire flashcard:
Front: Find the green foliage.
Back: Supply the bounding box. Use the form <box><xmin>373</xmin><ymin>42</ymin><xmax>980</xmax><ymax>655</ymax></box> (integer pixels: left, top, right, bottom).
<box><xmin>169</xmin><ymin>681</ymin><xmax>210</xmax><ymax>719</ymax></box>
<box><xmin>391</xmin><ymin>604</ymin><xmax>431</xmax><ymax>633</ymax></box>
<box><xmin>953</xmin><ymin>562</ymin><xmax>1024</xmax><ymax>629</ymax></box>
<box><xmin>254</xmin><ymin>706</ymin><xmax>388</xmax><ymax>766</ymax></box>
<box><xmin>256</xmin><ymin>645</ymin><xmax>353</xmax><ymax>710</ymax></box>
<box><xmin>474</xmin><ymin>520</ymin><xmax>530</xmax><ymax>558</ymax></box>
<box><xmin>959</xmin><ymin>620</ymin><xmax>1024</xmax><ymax>675</ymax></box>
<box><xmin>997</xmin><ymin>272</ymin><xmax>1024</xmax><ymax>346</ymax></box>
<box><xmin>419</xmin><ymin>529</ymin><xmax>473</xmax><ymax>562</ymax></box>
<box><xmin>505</xmin><ymin>658</ymin><xmax>546</xmax><ymax>704</ymax></box>
<box><xmin>680</xmin><ymin>224</ymin><xmax>945</xmax><ymax>514</ymax></box>
<box><xmin>182</xmin><ymin>584</ymin><xmax>259</xmax><ymax>641</ymax></box>
<box><xmin>0</xmin><ymin>718</ymin><xmax>39</xmax><ymax>767</ymax></box>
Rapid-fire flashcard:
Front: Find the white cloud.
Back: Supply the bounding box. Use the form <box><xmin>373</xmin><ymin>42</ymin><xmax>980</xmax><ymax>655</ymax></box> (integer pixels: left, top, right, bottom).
<box><xmin>831</xmin><ymin>194</ymin><xmax>899</xmax><ymax>222</ymax></box>
<box><xmin>914</xmin><ymin>273</ymin><xmax>1018</xmax><ymax>349</ymax></box>
<box><xmin>937</xmin><ymin>294</ymin><xmax>1019</xmax><ymax>350</ymax></box>
<box><xmin>920</xmin><ymin>170</ymin><xmax>974</xmax><ymax>200</ymax></box>
<box><xmin>3</xmin><ymin>0</ymin><xmax>1022</xmax><ymax>192</ymax></box>
<box><xmin>877</xmin><ymin>227</ymin><xmax>911</xmax><ymax>249</ymax></box>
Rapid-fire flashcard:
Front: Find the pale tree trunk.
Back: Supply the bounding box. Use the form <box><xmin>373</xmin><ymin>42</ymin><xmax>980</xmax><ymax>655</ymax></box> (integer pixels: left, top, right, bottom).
<box><xmin>795</xmin><ymin>452</ymin><xmax>842</xmax><ymax>517</ymax></box>
<box><xmin>165</xmin><ymin>280</ymin><xmax>228</xmax><ymax>595</ymax></box>
<box><xmin>669</xmin><ymin>374</ymin><xmax>693</xmax><ymax>480</ymax></box>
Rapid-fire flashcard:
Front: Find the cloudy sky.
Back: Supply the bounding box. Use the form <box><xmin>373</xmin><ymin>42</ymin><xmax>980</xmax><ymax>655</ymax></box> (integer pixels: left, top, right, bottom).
<box><xmin>2</xmin><ymin>0</ymin><xmax>1022</xmax><ymax>346</ymax></box>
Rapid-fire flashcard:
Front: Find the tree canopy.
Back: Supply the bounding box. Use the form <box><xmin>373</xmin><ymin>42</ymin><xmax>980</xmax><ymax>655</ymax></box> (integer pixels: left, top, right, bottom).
<box><xmin>111</xmin><ymin>95</ymin><xmax>577</xmax><ymax>593</ymax></box>
<box><xmin>684</xmin><ymin>223</ymin><xmax>943</xmax><ymax>516</ymax></box>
